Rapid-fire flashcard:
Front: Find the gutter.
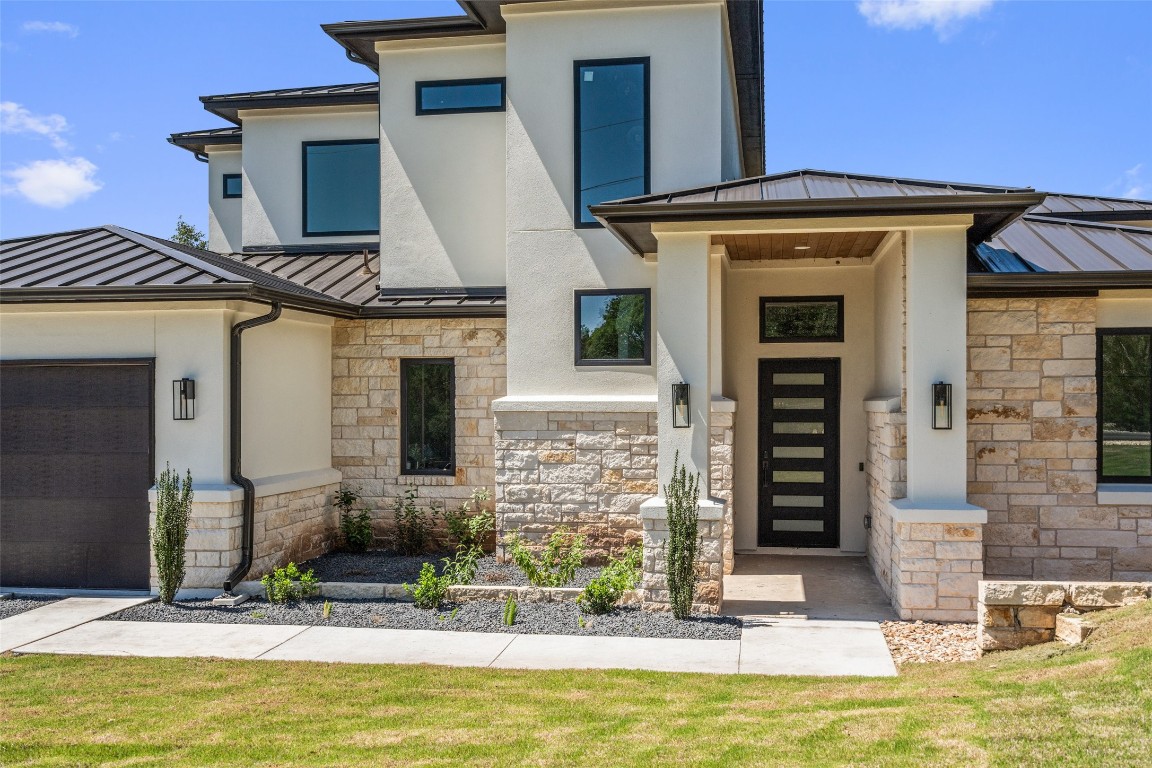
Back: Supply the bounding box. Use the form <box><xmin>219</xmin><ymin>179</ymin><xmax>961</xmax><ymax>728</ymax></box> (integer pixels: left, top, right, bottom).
<box><xmin>968</xmin><ymin>271</ymin><xmax>1152</xmax><ymax>297</ymax></box>
<box><xmin>221</xmin><ymin>302</ymin><xmax>282</xmax><ymax>596</ymax></box>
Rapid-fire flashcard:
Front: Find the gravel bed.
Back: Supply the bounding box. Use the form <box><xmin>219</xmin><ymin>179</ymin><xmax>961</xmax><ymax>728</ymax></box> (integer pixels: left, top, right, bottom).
<box><xmin>881</xmin><ymin>620</ymin><xmax>979</xmax><ymax>665</ymax></box>
<box><xmin>103</xmin><ymin>598</ymin><xmax>741</xmax><ymax>640</ymax></box>
<box><xmin>297</xmin><ymin>550</ymin><xmax>601</xmax><ymax>588</ymax></box>
<box><xmin>0</xmin><ymin>597</ymin><xmax>59</xmax><ymax>620</ymax></box>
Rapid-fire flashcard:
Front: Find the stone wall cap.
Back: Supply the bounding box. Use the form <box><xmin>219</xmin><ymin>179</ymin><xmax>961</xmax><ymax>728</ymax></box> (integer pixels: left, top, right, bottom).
<box><xmin>492</xmin><ymin>395</ymin><xmax>657</xmax><ymax>413</ymax></box>
<box><xmin>888</xmin><ymin>499</ymin><xmax>987</xmax><ymax>524</ymax></box>
<box><xmin>640</xmin><ymin>496</ymin><xmax>725</xmax><ymax>520</ymax></box>
<box><xmin>710</xmin><ymin>396</ymin><xmax>737</xmax><ymax>413</ymax></box>
<box><xmin>863</xmin><ymin>396</ymin><xmax>902</xmax><ymax>413</ymax></box>
<box><xmin>147</xmin><ymin>467</ymin><xmax>341</xmax><ymax>504</ymax></box>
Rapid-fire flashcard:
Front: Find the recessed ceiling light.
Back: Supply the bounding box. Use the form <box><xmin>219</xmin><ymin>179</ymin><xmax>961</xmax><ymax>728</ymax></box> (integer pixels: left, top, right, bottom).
<box><xmin>794</xmin><ymin>245</ymin><xmax>811</xmax><ymax>250</ymax></box>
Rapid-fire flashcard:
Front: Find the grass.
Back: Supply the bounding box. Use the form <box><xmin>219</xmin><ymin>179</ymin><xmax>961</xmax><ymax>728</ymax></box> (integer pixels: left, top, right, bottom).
<box><xmin>1102</xmin><ymin>443</ymin><xmax>1151</xmax><ymax>477</ymax></box>
<box><xmin>2</xmin><ymin>601</ymin><xmax>1151</xmax><ymax>767</ymax></box>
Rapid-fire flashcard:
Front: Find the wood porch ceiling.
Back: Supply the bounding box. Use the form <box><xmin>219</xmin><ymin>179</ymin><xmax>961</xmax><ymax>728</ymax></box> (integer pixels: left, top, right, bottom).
<box><xmin>712</xmin><ymin>231</ymin><xmax>888</xmax><ymax>261</ymax></box>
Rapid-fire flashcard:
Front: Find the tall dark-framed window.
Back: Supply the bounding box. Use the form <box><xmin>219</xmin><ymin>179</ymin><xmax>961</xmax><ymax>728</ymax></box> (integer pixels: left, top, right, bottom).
<box><xmin>416</xmin><ymin>78</ymin><xmax>506</xmax><ymax>115</ymax></box>
<box><xmin>401</xmin><ymin>359</ymin><xmax>455</xmax><ymax>475</ymax></box>
<box><xmin>222</xmin><ymin>174</ymin><xmax>242</xmax><ymax>199</ymax></box>
<box><xmin>301</xmin><ymin>139</ymin><xmax>380</xmax><ymax>237</ymax></box>
<box><xmin>760</xmin><ymin>296</ymin><xmax>845</xmax><ymax>344</ymax></box>
<box><xmin>574</xmin><ymin>288</ymin><xmax>651</xmax><ymax>366</ymax></box>
<box><xmin>573</xmin><ymin>57</ymin><xmax>649</xmax><ymax>228</ymax></box>
<box><xmin>1097</xmin><ymin>328</ymin><xmax>1151</xmax><ymax>483</ymax></box>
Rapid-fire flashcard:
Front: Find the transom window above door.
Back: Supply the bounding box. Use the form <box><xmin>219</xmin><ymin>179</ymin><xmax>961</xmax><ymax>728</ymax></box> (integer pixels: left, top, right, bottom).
<box><xmin>760</xmin><ymin>296</ymin><xmax>844</xmax><ymax>343</ymax></box>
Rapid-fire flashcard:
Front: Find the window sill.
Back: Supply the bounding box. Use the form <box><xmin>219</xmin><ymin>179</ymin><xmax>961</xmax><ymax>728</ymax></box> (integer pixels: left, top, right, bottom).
<box><xmin>1098</xmin><ymin>484</ymin><xmax>1152</xmax><ymax>505</ymax></box>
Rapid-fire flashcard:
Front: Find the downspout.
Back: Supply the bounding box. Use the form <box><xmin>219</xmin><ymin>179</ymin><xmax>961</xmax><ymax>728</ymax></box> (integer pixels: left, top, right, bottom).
<box><xmin>221</xmin><ymin>301</ymin><xmax>282</xmax><ymax>594</ymax></box>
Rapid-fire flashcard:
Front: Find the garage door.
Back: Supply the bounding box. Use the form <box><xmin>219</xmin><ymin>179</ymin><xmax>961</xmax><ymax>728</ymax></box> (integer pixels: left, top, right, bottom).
<box><xmin>1</xmin><ymin>360</ymin><xmax>153</xmax><ymax>590</ymax></box>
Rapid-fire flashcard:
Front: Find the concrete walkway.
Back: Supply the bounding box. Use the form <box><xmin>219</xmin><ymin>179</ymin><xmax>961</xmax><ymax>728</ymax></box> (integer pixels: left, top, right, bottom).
<box><xmin>0</xmin><ymin>597</ymin><xmax>153</xmax><ymax>653</ymax></box>
<box><xmin>723</xmin><ymin>555</ymin><xmax>897</xmax><ymax>621</ymax></box>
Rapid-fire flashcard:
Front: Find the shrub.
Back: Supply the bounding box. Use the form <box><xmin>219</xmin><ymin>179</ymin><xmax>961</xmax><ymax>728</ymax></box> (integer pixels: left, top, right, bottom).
<box><xmin>404</xmin><ymin>562</ymin><xmax>451</xmax><ymax>610</ymax></box>
<box><xmin>442</xmin><ymin>545</ymin><xmax>481</xmax><ymax>586</ymax></box>
<box><xmin>261</xmin><ymin>562</ymin><xmax>319</xmax><ymax>604</ymax></box>
<box><xmin>335</xmin><ymin>486</ymin><xmax>373</xmax><ymax>553</ymax></box>
<box><xmin>664</xmin><ymin>452</ymin><xmax>701</xmax><ymax>620</ymax></box>
<box><xmin>577</xmin><ymin>545</ymin><xmax>642</xmax><ymax>615</ymax></box>
<box><xmin>152</xmin><ymin>463</ymin><xmax>194</xmax><ymax>604</ymax></box>
<box><xmin>443</xmin><ymin>488</ymin><xmax>494</xmax><ymax>551</ymax></box>
<box><xmin>393</xmin><ymin>486</ymin><xmax>435</xmax><ymax>556</ymax></box>
<box><xmin>505</xmin><ymin>527</ymin><xmax>586</xmax><ymax>587</ymax></box>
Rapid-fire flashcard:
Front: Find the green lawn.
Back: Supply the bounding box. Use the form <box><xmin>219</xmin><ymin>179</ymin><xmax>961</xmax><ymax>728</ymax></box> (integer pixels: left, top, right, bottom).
<box><xmin>3</xmin><ymin>601</ymin><xmax>1151</xmax><ymax>767</ymax></box>
<box><xmin>1102</xmin><ymin>443</ymin><xmax>1152</xmax><ymax>477</ymax></box>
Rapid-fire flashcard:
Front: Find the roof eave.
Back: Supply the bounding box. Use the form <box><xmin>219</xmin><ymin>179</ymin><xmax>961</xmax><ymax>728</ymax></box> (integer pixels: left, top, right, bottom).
<box><xmin>167</xmin><ymin>133</ymin><xmax>243</xmax><ymax>156</ymax></box>
<box><xmin>0</xmin><ymin>284</ymin><xmax>359</xmax><ymax>318</ymax></box>
<box><xmin>968</xmin><ymin>271</ymin><xmax>1152</xmax><ymax>297</ymax></box>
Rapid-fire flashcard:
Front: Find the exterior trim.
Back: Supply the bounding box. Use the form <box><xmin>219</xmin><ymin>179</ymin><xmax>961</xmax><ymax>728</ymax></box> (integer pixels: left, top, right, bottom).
<box><xmin>573</xmin><ymin>287</ymin><xmax>652</xmax><ymax>367</ymax></box>
<box><xmin>415</xmin><ymin>77</ymin><xmax>506</xmax><ymax>115</ymax></box>
<box><xmin>1096</xmin><ymin>326</ymin><xmax>1152</xmax><ymax>484</ymax></box>
<box><xmin>968</xmin><ymin>272</ymin><xmax>1152</xmax><ymax>296</ymax></box>
<box><xmin>573</xmin><ymin>57</ymin><xmax>650</xmax><ymax>230</ymax></box>
<box><xmin>759</xmin><ymin>295</ymin><xmax>845</xmax><ymax>344</ymax></box>
<box><xmin>301</xmin><ymin>139</ymin><xmax>381</xmax><ymax>238</ymax></box>
<box><xmin>399</xmin><ymin>357</ymin><xmax>456</xmax><ymax>476</ymax></box>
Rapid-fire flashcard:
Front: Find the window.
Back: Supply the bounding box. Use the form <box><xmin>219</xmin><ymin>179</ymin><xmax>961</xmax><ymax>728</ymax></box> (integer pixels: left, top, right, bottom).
<box><xmin>401</xmin><ymin>359</ymin><xmax>455</xmax><ymax>475</ymax></box>
<box><xmin>1098</xmin><ymin>329</ymin><xmax>1151</xmax><ymax>482</ymax></box>
<box><xmin>573</xmin><ymin>58</ymin><xmax>649</xmax><ymax>227</ymax></box>
<box><xmin>759</xmin><ymin>296</ymin><xmax>845</xmax><ymax>343</ymax></box>
<box><xmin>415</xmin><ymin>78</ymin><xmax>506</xmax><ymax>115</ymax></box>
<box><xmin>574</xmin><ymin>289</ymin><xmax>651</xmax><ymax>366</ymax></box>
<box><xmin>222</xmin><ymin>174</ymin><xmax>242</xmax><ymax>199</ymax></box>
<box><xmin>301</xmin><ymin>140</ymin><xmax>380</xmax><ymax>237</ymax></box>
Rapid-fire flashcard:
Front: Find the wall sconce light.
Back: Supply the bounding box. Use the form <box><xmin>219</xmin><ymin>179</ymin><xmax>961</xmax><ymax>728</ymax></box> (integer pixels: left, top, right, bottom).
<box><xmin>932</xmin><ymin>381</ymin><xmax>952</xmax><ymax>430</ymax></box>
<box><xmin>672</xmin><ymin>382</ymin><xmax>691</xmax><ymax>428</ymax></box>
<box><xmin>173</xmin><ymin>378</ymin><xmax>196</xmax><ymax>420</ymax></box>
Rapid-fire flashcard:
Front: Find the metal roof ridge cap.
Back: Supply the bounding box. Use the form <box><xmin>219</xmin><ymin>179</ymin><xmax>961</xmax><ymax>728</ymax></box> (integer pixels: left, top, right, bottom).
<box><xmin>1023</xmin><ymin>214</ymin><xmax>1152</xmax><ymax>232</ymax></box>
<box><xmin>105</xmin><ymin>227</ymin><xmax>251</xmax><ymax>284</ymax></box>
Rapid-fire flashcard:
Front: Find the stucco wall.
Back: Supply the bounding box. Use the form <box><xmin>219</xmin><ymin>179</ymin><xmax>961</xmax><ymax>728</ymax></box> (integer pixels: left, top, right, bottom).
<box><xmin>503</xmin><ymin>1</ymin><xmax>730</xmax><ymax>398</ymax></box>
<box><xmin>723</xmin><ymin>263</ymin><xmax>876</xmax><ymax>553</ymax></box>
<box><xmin>872</xmin><ymin>234</ymin><xmax>905</xmax><ymax>401</ymax></box>
<box><xmin>207</xmin><ymin>148</ymin><xmax>242</xmax><ymax>254</ymax></box>
<box><xmin>240</xmin><ymin>107</ymin><xmax>380</xmax><ymax>249</ymax></box>
<box><xmin>376</xmin><ymin>39</ymin><xmax>507</xmax><ymax>289</ymax></box>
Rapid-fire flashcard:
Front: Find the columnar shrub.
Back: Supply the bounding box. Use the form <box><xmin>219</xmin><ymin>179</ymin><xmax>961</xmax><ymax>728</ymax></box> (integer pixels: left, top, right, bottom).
<box><xmin>664</xmin><ymin>452</ymin><xmax>700</xmax><ymax>620</ymax></box>
<box><xmin>152</xmin><ymin>463</ymin><xmax>193</xmax><ymax>604</ymax></box>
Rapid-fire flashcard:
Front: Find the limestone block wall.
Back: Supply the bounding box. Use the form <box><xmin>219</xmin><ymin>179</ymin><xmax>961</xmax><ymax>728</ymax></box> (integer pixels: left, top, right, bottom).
<box><xmin>153</xmin><ymin>499</ymin><xmax>243</xmax><ymax>590</ymax></box>
<box><xmin>888</xmin><ymin>521</ymin><xmax>984</xmax><ymax>622</ymax></box>
<box><xmin>710</xmin><ymin>404</ymin><xmax>736</xmax><ymax>575</ymax></box>
<box><xmin>967</xmin><ymin>298</ymin><xmax>1152</xmax><ymax>582</ymax></box>
<box><xmin>494</xmin><ymin>408</ymin><xmax>657</xmax><ymax>560</ymax></box>
<box><xmin>250</xmin><ymin>482</ymin><xmax>340</xmax><ymax>577</ymax></box>
<box><xmin>332</xmin><ymin>317</ymin><xmax>506</xmax><ymax>541</ymax></box>
<box><xmin>641</xmin><ymin>502</ymin><xmax>724</xmax><ymax>614</ymax></box>
<box><xmin>865</xmin><ymin>406</ymin><xmax>906</xmax><ymax>599</ymax></box>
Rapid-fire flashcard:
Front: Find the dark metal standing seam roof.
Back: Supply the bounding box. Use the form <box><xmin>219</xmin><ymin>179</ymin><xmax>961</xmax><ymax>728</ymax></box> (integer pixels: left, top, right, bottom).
<box><xmin>200</xmin><ymin>82</ymin><xmax>379</xmax><ymax>124</ymax></box>
<box><xmin>1029</xmin><ymin>192</ymin><xmax>1152</xmax><ymax>224</ymax></box>
<box><xmin>978</xmin><ymin>216</ymin><xmax>1152</xmax><ymax>273</ymax></box>
<box><xmin>168</xmin><ymin>127</ymin><xmax>243</xmax><ymax>156</ymax></box>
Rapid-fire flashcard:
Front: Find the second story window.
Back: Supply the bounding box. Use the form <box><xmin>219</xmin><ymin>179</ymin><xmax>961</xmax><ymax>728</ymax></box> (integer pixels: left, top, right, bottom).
<box><xmin>222</xmin><ymin>174</ymin><xmax>242</xmax><ymax>198</ymax></box>
<box><xmin>574</xmin><ymin>57</ymin><xmax>649</xmax><ymax>227</ymax></box>
<box><xmin>416</xmin><ymin>78</ymin><xmax>506</xmax><ymax>115</ymax></box>
<box><xmin>301</xmin><ymin>139</ymin><xmax>380</xmax><ymax>237</ymax></box>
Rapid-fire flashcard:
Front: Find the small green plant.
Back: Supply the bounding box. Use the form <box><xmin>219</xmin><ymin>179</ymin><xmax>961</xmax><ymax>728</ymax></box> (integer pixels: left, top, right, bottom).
<box><xmin>249</xmin><ymin>611</ymin><xmax>266</xmax><ymax>619</ymax></box>
<box><xmin>664</xmin><ymin>452</ymin><xmax>701</xmax><ymax>620</ymax></box>
<box><xmin>443</xmin><ymin>488</ymin><xmax>495</xmax><ymax>551</ymax></box>
<box><xmin>322</xmin><ymin>600</ymin><xmax>333</xmax><ymax>620</ymax></box>
<box><xmin>442</xmin><ymin>545</ymin><xmax>481</xmax><ymax>586</ymax></box>
<box><xmin>335</xmin><ymin>486</ymin><xmax>373</xmax><ymax>553</ymax></box>
<box><xmin>393</xmin><ymin>486</ymin><xmax>435</xmax><ymax>556</ymax></box>
<box><xmin>404</xmin><ymin>562</ymin><xmax>452</xmax><ymax>610</ymax></box>
<box><xmin>577</xmin><ymin>615</ymin><xmax>586</xmax><ymax>629</ymax></box>
<box><xmin>503</xmin><ymin>596</ymin><xmax>517</xmax><ymax>626</ymax></box>
<box><xmin>152</xmin><ymin>463</ymin><xmax>194</xmax><ymax>604</ymax></box>
<box><xmin>261</xmin><ymin>562</ymin><xmax>319</xmax><ymax>604</ymax></box>
<box><xmin>505</xmin><ymin>527</ymin><xmax>586</xmax><ymax>587</ymax></box>
<box><xmin>577</xmin><ymin>545</ymin><xmax>642</xmax><ymax>615</ymax></box>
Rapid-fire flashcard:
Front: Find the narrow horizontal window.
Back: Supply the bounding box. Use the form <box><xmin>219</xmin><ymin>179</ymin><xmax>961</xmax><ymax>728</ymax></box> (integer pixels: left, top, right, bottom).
<box><xmin>1099</xmin><ymin>329</ymin><xmax>1151</xmax><ymax>483</ymax></box>
<box><xmin>416</xmin><ymin>78</ymin><xmax>506</xmax><ymax>115</ymax></box>
<box><xmin>574</xmin><ymin>289</ymin><xmax>651</xmax><ymax>366</ymax></box>
<box><xmin>760</xmin><ymin>296</ymin><xmax>844</xmax><ymax>343</ymax></box>
<box><xmin>574</xmin><ymin>58</ymin><xmax>649</xmax><ymax>227</ymax></box>
<box><xmin>302</xmin><ymin>140</ymin><xmax>380</xmax><ymax>237</ymax></box>
<box><xmin>222</xmin><ymin>174</ymin><xmax>242</xmax><ymax>199</ymax></box>
<box><xmin>401</xmin><ymin>359</ymin><xmax>455</xmax><ymax>476</ymax></box>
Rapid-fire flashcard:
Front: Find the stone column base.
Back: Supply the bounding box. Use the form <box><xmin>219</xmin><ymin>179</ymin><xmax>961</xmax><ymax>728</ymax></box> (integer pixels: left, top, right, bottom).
<box><xmin>640</xmin><ymin>496</ymin><xmax>725</xmax><ymax>614</ymax></box>
<box><xmin>887</xmin><ymin>500</ymin><xmax>987</xmax><ymax>622</ymax></box>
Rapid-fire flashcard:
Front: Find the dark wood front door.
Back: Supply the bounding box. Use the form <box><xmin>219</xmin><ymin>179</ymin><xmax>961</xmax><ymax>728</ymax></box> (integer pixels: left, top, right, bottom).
<box><xmin>0</xmin><ymin>360</ymin><xmax>154</xmax><ymax>589</ymax></box>
<box><xmin>758</xmin><ymin>358</ymin><xmax>840</xmax><ymax>548</ymax></box>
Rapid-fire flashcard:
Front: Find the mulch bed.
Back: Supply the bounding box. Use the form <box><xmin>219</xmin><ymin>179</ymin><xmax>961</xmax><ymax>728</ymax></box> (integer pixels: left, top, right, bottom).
<box><xmin>881</xmin><ymin>620</ymin><xmax>980</xmax><ymax>665</ymax></box>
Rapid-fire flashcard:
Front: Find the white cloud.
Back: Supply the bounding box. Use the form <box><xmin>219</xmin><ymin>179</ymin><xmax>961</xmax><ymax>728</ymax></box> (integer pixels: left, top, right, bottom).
<box><xmin>2</xmin><ymin>157</ymin><xmax>102</xmax><ymax>208</ymax></box>
<box><xmin>22</xmin><ymin>21</ymin><xmax>79</xmax><ymax>38</ymax></box>
<box><xmin>858</xmin><ymin>0</ymin><xmax>995</xmax><ymax>38</ymax></box>
<box><xmin>1109</xmin><ymin>164</ymin><xmax>1148</xmax><ymax>200</ymax></box>
<box><xmin>1</xmin><ymin>101</ymin><xmax>71</xmax><ymax>151</ymax></box>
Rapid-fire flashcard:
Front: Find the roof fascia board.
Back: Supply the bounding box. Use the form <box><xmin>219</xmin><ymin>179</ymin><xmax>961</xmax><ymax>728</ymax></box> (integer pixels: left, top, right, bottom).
<box><xmin>375</xmin><ymin>34</ymin><xmax>505</xmax><ymax>52</ymax></box>
<box><xmin>968</xmin><ymin>272</ymin><xmax>1152</xmax><ymax>295</ymax></box>
<box><xmin>648</xmin><ymin>213</ymin><xmax>974</xmax><ymax>235</ymax></box>
<box><xmin>235</xmin><ymin>104</ymin><xmax>378</xmax><ymax>121</ymax></box>
<box><xmin>202</xmin><ymin>90</ymin><xmax>379</xmax><ymax>124</ymax></box>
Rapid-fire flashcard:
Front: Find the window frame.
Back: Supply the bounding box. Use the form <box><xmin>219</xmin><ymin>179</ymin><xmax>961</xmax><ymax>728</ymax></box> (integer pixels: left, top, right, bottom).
<box><xmin>414</xmin><ymin>77</ymin><xmax>506</xmax><ymax>116</ymax></box>
<box><xmin>573</xmin><ymin>288</ymin><xmax>652</xmax><ymax>367</ymax></box>
<box><xmin>759</xmin><ymin>295</ymin><xmax>846</xmax><ymax>344</ymax></box>
<box><xmin>300</xmin><ymin>138</ymin><xmax>381</xmax><ymax>238</ymax></box>
<box><xmin>222</xmin><ymin>173</ymin><xmax>242</xmax><ymax>199</ymax></box>
<box><xmin>572</xmin><ymin>57</ymin><xmax>651</xmax><ymax>229</ymax></box>
<box><xmin>1096</xmin><ymin>326</ymin><xmax>1152</xmax><ymax>484</ymax></box>
<box><xmin>400</xmin><ymin>357</ymin><xmax>456</xmax><ymax>477</ymax></box>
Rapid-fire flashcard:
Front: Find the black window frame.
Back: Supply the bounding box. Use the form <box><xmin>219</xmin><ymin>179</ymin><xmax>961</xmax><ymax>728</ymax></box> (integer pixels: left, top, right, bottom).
<box><xmin>300</xmin><ymin>138</ymin><xmax>381</xmax><ymax>238</ymax></box>
<box><xmin>1096</xmin><ymin>327</ymin><xmax>1152</xmax><ymax>484</ymax></box>
<box><xmin>222</xmin><ymin>173</ymin><xmax>242</xmax><ymax>199</ymax></box>
<box><xmin>572</xmin><ymin>57</ymin><xmax>651</xmax><ymax>229</ymax></box>
<box><xmin>759</xmin><ymin>295</ymin><xmax>846</xmax><ymax>344</ymax></box>
<box><xmin>415</xmin><ymin>77</ymin><xmax>507</xmax><ymax>115</ymax></box>
<box><xmin>400</xmin><ymin>358</ymin><xmax>456</xmax><ymax>477</ymax></box>
<box><xmin>573</xmin><ymin>288</ymin><xmax>652</xmax><ymax>367</ymax></box>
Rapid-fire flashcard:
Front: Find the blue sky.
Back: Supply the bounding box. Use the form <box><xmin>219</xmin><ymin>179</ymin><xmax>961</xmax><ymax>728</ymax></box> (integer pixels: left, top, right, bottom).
<box><xmin>1</xmin><ymin>1</ymin><xmax>1149</xmax><ymax>241</ymax></box>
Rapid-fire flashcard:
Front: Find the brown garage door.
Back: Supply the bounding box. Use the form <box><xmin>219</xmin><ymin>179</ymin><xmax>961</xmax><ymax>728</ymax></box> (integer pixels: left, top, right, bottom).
<box><xmin>1</xmin><ymin>360</ymin><xmax>153</xmax><ymax>590</ymax></box>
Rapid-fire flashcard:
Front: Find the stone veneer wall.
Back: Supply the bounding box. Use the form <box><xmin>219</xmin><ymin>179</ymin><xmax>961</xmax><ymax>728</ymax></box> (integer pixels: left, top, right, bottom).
<box><xmin>494</xmin><ymin>409</ymin><xmax>658</xmax><ymax>560</ymax></box>
<box><xmin>710</xmin><ymin>404</ymin><xmax>736</xmax><ymax>575</ymax></box>
<box><xmin>967</xmin><ymin>297</ymin><xmax>1152</xmax><ymax>582</ymax></box>
<box><xmin>641</xmin><ymin>502</ymin><xmax>725</xmax><ymax>613</ymax></box>
<box><xmin>159</xmin><ymin>499</ymin><xmax>243</xmax><ymax>589</ymax></box>
<box><xmin>865</xmin><ymin>407</ymin><xmax>906</xmax><ymax>599</ymax></box>
<box><xmin>331</xmin><ymin>318</ymin><xmax>506</xmax><ymax>542</ymax></box>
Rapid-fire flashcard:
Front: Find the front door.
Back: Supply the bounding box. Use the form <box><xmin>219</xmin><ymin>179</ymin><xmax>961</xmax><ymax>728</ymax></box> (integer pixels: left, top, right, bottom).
<box><xmin>758</xmin><ymin>358</ymin><xmax>840</xmax><ymax>548</ymax></box>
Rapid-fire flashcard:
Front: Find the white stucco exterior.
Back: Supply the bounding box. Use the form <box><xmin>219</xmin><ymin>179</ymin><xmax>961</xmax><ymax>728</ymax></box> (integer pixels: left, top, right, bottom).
<box><xmin>207</xmin><ymin>148</ymin><xmax>242</xmax><ymax>254</ymax></box>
